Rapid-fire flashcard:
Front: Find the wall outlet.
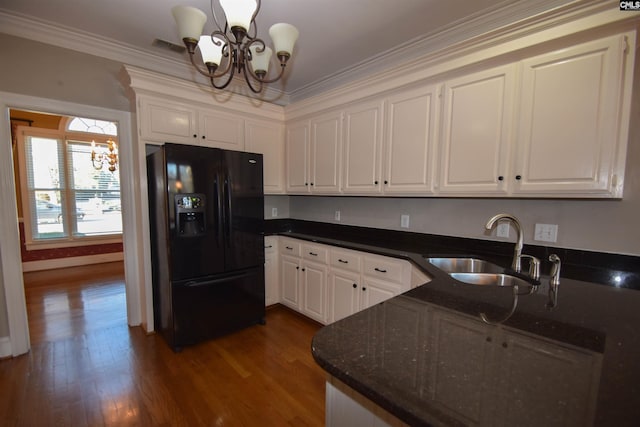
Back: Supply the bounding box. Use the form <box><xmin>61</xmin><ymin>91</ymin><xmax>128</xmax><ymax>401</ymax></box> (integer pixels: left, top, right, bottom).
<box><xmin>496</xmin><ymin>221</ymin><xmax>510</xmax><ymax>238</ymax></box>
<box><xmin>271</xmin><ymin>207</ymin><xmax>278</xmax><ymax>217</ymax></box>
<box><xmin>534</xmin><ymin>223</ymin><xmax>558</xmax><ymax>242</ymax></box>
<box><xmin>400</xmin><ymin>214</ymin><xmax>410</xmax><ymax>228</ymax></box>
<box><xmin>335</xmin><ymin>210</ymin><xmax>341</xmax><ymax>221</ymax></box>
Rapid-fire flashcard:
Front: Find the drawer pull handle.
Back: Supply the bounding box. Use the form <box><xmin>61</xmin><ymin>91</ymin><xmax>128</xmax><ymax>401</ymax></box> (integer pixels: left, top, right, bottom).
<box><xmin>309</xmin><ymin>252</ymin><xmax>318</xmax><ymax>256</ymax></box>
<box><xmin>265</xmin><ymin>245</ymin><xmax>273</xmax><ymax>249</ymax></box>
<box><xmin>338</xmin><ymin>259</ymin><xmax>348</xmax><ymax>264</ymax></box>
<box><xmin>374</xmin><ymin>268</ymin><xmax>387</xmax><ymax>273</ymax></box>
<box><xmin>352</xmin><ymin>283</ymin><xmax>357</xmax><ymax>289</ymax></box>
<box><xmin>285</xmin><ymin>246</ymin><xmax>293</xmax><ymax>250</ymax></box>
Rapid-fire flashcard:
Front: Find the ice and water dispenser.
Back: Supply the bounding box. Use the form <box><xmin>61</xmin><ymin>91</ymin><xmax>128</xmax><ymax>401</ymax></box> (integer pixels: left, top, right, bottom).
<box><xmin>175</xmin><ymin>194</ymin><xmax>206</xmax><ymax>237</ymax></box>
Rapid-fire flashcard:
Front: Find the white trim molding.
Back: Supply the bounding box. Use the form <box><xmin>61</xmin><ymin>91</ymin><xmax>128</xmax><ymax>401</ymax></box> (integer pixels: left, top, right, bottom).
<box><xmin>0</xmin><ymin>91</ymin><xmax>141</xmax><ymax>356</ymax></box>
<box><xmin>22</xmin><ymin>252</ymin><xmax>124</xmax><ymax>273</ymax></box>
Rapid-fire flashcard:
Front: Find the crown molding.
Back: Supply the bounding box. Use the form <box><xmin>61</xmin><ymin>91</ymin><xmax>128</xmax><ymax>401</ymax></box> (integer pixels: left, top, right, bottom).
<box><xmin>0</xmin><ymin>9</ymin><xmax>290</xmax><ymax>105</ymax></box>
<box><xmin>285</xmin><ymin>0</ymin><xmax>637</xmax><ymax>119</ymax></box>
<box><xmin>122</xmin><ymin>65</ymin><xmax>285</xmax><ymax>121</ymax></box>
<box><xmin>287</xmin><ymin>0</ymin><xmax>576</xmax><ymax>102</ymax></box>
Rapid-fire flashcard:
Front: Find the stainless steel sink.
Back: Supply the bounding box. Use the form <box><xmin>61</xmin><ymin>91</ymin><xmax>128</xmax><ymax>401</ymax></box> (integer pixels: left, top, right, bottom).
<box><xmin>450</xmin><ymin>272</ymin><xmax>532</xmax><ymax>288</ymax></box>
<box><xmin>426</xmin><ymin>257</ymin><xmax>503</xmax><ymax>274</ymax></box>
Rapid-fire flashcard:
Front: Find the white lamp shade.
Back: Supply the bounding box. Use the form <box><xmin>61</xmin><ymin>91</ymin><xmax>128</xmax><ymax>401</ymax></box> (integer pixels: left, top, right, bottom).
<box><xmin>249</xmin><ymin>45</ymin><xmax>272</xmax><ymax>74</ymax></box>
<box><xmin>219</xmin><ymin>0</ymin><xmax>257</xmax><ymax>31</ymax></box>
<box><xmin>198</xmin><ymin>36</ymin><xmax>224</xmax><ymax>65</ymax></box>
<box><xmin>268</xmin><ymin>23</ymin><xmax>299</xmax><ymax>56</ymax></box>
<box><xmin>172</xmin><ymin>6</ymin><xmax>207</xmax><ymax>41</ymax></box>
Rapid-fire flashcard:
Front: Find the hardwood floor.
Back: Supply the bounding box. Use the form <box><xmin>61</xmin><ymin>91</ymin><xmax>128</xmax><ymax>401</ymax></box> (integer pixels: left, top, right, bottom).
<box><xmin>1</xmin><ymin>263</ymin><xmax>326</xmax><ymax>426</ymax></box>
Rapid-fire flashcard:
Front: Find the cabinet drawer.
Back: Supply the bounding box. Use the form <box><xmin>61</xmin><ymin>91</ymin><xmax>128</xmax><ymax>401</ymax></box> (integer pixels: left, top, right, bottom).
<box><xmin>363</xmin><ymin>255</ymin><xmax>406</xmax><ymax>283</ymax></box>
<box><xmin>330</xmin><ymin>248</ymin><xmax>362</xmax><ymax>273</ymax></box>
<box><xmin>302</xmin><ymin>243</ymin><xmax>329</xmax><ymax>264</ymax></box>
<box><xmin>264</xmin><ymin>236</ymin><xmax>278</xmax><ymax>254</ymax></box>
<box><xmin>279</xmin><ymin>238</ymin><xmax>301</xmax><ymax>256</ymax></box>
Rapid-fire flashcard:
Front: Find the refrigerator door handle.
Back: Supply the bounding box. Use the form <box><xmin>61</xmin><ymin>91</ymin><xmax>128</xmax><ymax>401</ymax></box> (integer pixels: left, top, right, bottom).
<box><xmin>224</xmin><ymin>176</ymin><xmax>232</xmax><ymax>247</ymax></box>
<box><xmin>182</xmin><ymin>271</ymin><xmax>255</xmax><ymax>287</ymax></box>
<box><xmin>214</xmin><ymin>174</ymin><xmax>222</xmax><ymax>247</ymax></box>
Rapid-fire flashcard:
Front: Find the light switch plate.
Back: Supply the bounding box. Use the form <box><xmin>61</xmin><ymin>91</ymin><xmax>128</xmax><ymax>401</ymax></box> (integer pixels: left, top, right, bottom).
<box><xmin>534</xmin><ymin>223</ymin><xmax>558</xmax><ymax>242</ymax></box>
<box><xmin>401</xmin><ymin>214</ymin><xmax>410</xmax><ymax>228</ymax></box>
<box><xmin>271</xmin><ymin>207</ymin><xmax>278</xmax><ymax>217</ymax></box>
<box><xmin>335</xmin><ymin>210</ymin><xmax>341</xmax><ymax>221</ymax></box>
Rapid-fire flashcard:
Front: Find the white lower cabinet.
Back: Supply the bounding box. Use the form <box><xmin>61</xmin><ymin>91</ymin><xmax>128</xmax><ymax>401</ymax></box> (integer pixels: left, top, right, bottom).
<box><xmin>271</xmin><ymin>237</ymin><xmax>425</xmax><ymax>324</ymax></box>
<box><xmin>264</xmin><ymin>236</ymin><xmax>279</xmax><ymax>306</ymax></box>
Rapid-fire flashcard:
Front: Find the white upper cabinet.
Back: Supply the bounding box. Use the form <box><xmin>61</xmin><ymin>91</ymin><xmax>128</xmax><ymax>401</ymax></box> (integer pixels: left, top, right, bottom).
<box><xmin>285</xmin><ymin>120</ymin><xmax>310</xmax><ymax>193</ymax></box>
<box><xmin>245</xmin><ymin>119</ymin><xmax>285</xmax><ymax>194</ymax></box>
<box><xmin>282</xmin><ymin>32</ymin><xmax>634</xmax><ymax>199</ymax></box>
<box><xmin>438</xmin><ymin>65</ymin><xmax>515</xmax><ymax>195</ymax></box>
<box><xmin>139</xmin><ymin>97</ymin><xmax>197</xmax><ymax>143</ymax></box>
<box><xmin>139</xmin><ymin>96</ymin><xmax>244</xmax><ymax>150</ymax></box>
<box><xmin>513</xmin><ymin>34</ymin><xmax>629</xmax><ymax>197</ymax></box>
<box><xmin>383</xmin><ymin>85</ymin><xmax>439</xmax><ymax>195</ymax></box>
<box><xmin>310</xmin><ymin>111</ymin><xmax>342</xmax><ymax>193</ymax></box>
<box><xmin>198</xmin><ymin>109</ymin><xmax>244</xmax><ymax>150</ymax></box>
<box><xmin>342</xmin><ymin>100</ymin><xmax>384</xmax><ymax>194</ymax></box>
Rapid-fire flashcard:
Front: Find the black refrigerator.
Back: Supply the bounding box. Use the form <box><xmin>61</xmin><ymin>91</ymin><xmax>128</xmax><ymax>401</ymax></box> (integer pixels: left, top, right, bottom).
<box><xmin>147</xmin><ymin>143</ymin><xmax>265</xmax><ymax>351</ymax></box>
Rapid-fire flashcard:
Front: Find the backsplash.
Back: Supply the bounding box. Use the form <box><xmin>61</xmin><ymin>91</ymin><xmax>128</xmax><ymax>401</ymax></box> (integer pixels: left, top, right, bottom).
<box><xmin>266</xmin><ymin>219</ymin><xmax>640</xmax><ymax>290</ymax></box>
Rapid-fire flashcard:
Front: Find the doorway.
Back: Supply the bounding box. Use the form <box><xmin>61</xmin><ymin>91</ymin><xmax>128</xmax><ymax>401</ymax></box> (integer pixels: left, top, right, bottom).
<box><xmin>0</xmin><ymin>92</ymin><xmax>143</xmax><ymax>357</ymax></box>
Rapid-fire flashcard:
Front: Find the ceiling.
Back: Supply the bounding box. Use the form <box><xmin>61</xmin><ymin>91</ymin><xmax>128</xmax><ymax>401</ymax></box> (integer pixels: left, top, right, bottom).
<box><xmin>0</xmin><ymin>0</ymin><xmax>574</xmax><ymax>103</ymax></box>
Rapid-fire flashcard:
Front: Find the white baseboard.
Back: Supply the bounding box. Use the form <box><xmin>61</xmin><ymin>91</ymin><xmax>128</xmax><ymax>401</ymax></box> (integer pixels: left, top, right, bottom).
<box><xmin>0</xmin><ymin>336</ymin><xmax>12</xmax><ymax>358</ymax></box>
<box><xmin>22</xmin><ymin>252</ymin><xmax>124</xmax><ymax>272</ymax></box>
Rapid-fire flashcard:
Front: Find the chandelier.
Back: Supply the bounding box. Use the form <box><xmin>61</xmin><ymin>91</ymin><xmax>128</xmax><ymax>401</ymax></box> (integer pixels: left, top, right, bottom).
<box><xmin>172</xmin><ymin>0</ymin><xmax>299</xmax><ymax>93</ymax></box>
<box><xmin>91</xmin><ymin>139</ymin><xmax>118</xmax><ymax>172</ymax></box>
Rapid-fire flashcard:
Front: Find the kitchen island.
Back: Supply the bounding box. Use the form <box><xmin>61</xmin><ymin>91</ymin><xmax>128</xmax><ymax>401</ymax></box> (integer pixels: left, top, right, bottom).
<box><xmin>271</xmin><ymin>221</ymin><xmax>640</xmax><ymax>426</ymax></box>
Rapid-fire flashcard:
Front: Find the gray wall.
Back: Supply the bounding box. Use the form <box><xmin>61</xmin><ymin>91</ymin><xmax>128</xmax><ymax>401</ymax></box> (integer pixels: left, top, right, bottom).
<box><xmin>0</xmin><ymin>33</ymin><xmax>131</xmax><ymax>111</ymax></box>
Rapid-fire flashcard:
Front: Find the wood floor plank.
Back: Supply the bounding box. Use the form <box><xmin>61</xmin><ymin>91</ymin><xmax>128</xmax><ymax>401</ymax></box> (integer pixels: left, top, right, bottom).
<box><xmin>1</xmin><ymin>262</ymin><xmax>326</xmax><ymax>426</ymax></box>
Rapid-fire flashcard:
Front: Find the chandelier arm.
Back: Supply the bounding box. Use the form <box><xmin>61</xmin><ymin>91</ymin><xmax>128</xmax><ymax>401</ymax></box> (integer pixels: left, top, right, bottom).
<box><xmin>246</xmin><ymin>0</ymin><xmax>261</xmax><ymax>40</ymax></box>
<box><xmin>211</xmin><ymin>66</ymin><xmax>237</xmax><ymax>90</ymax></box>
<box><xmin>242</xmin><ymin>65</ymin><xmax>263</xmax><ymax>93</ymax></box>
<box><xmin>209</xmin><ymin>0</ymin><xmax>224</xmax><ymax>33</ymax></box>
<box><xmin>247</xmin><ymin>62</ymin><xmax>287</xmax><ymax>84</ymax></box>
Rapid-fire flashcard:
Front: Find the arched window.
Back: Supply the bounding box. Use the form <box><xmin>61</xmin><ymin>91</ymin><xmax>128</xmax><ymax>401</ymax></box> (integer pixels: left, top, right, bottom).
<box><xmin>67</xmin><ymin>117</ymin><xmax>118</xmax><ymax>136</ymax></box>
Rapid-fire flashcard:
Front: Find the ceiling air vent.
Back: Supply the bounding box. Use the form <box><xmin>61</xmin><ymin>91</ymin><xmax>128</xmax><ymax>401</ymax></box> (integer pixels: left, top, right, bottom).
<box><xmin>152</xmin><ymin>38</ymin><xmax>186</xmax><ymax>54</ymax></box>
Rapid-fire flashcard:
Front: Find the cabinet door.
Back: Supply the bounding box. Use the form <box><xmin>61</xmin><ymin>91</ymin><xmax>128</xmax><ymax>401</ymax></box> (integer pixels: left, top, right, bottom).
<box><xmin>264</xmin><ymin>237</ymin><xmax>279</xmax><ymax>306</ymax></box>
<box><xmin>514</xmin><ymin>35</ymin><xmax>627</xmax><ymax>196</ymax></box>
<box><xmin>285</xmin><ymin>121</ymin><xmax>310</xmax><ymax>193</ymax></box>
<box><xmin>301</xmin><ymin>261</ymin><xmax>328</xmax><ymax>324</ymax></box>
<box><xmin>494</xmin><ymin>331</ymin><xmax>601</xmax><ymax>427</ymax></box>
<box><xmin>342</xmin><ymin>100</ymin><xmax>384</xmax><ymax>194</ymax></box>
<box><xmin>360</xmin><ymin>277</ymin><xmax>399</xmax><ymax>310</ymax></box>
<box><xmin>310</xmin><ymin>112</ymin><xmax>342</xmax><ymax>193</ymax></box>
<box><xmin>139</xmin><ymin>97</ymin><xmax>197</xmax><ymax>143</ymax></box>
<box><xmin>383</xmin><ymin>85</ymin><xmax>439</xmax><ymax>194</ymax></box>
<box><xmin>198</xmin><ymin>109</ymin><xmax>244</xmax><ymax>150</ymax></box>
<box><xmin>245</xmin><ymin>119</ymin><xmax>285</xmax><ymax>194</ymax></box>
<box><xmin>280</xmin><ymin>254</ymin><xmax>301</xmax><ymax>310</ymax></box>
<box><xmin>438</xmin><ymin>65</ymin><xmax>515</xmax><ymax>194</ymax></box>
<box><xmin>328</xmin><ymin>269</ymin><xmax>360</xmax><ymax>323</ymax></box>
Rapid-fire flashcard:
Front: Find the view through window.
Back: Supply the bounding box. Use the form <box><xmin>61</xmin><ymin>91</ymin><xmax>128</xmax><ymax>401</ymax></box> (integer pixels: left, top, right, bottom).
<box><xmin>20</xmin><ymin>117</ymin><xmax>122</xmax><ymax>243</ymax></box>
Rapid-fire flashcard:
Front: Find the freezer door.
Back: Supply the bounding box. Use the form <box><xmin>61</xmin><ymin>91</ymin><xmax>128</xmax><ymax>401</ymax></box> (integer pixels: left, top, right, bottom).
<box><xmin>170</xmin><ymin>268</ymin><xmax>265</xmax><ymax>349</ymax></box>
<box><xmin>222</xmin><ymin>150</ymin><xmax>265</xmax><ymax>271</ymax></box>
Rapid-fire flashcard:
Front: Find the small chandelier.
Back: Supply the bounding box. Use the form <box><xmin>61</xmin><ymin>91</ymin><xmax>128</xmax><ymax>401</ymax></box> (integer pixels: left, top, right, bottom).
<box><xmin>172</xmin><ymin>0</ymin><xmax>299</xmax><ymax>93</ymax></box>
<box><xmin>91</xmin><ymin>139</ymin><xmax>118</xmax><ymax>172</ymax></box>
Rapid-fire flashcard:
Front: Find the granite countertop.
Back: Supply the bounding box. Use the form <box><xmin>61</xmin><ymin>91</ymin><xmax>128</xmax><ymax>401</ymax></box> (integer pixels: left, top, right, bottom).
<box><xmin>281</xmin><ymin>230</ymin><xmax>640</xmax><ymax>426</ymax></box>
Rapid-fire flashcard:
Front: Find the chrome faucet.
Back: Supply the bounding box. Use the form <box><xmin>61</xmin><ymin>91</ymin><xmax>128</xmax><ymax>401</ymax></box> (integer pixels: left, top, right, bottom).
<box><xmin>485</xmin><ymin>213</ymin><xmax>524</xmax><ymax>273</ymax></box>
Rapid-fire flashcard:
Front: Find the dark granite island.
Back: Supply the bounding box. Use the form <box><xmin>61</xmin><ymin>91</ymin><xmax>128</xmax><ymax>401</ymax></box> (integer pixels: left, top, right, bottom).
<box><xmin>312</xmin><ymin>261</ymin><xmax>640</xmax><ymax>426</ymax></box>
